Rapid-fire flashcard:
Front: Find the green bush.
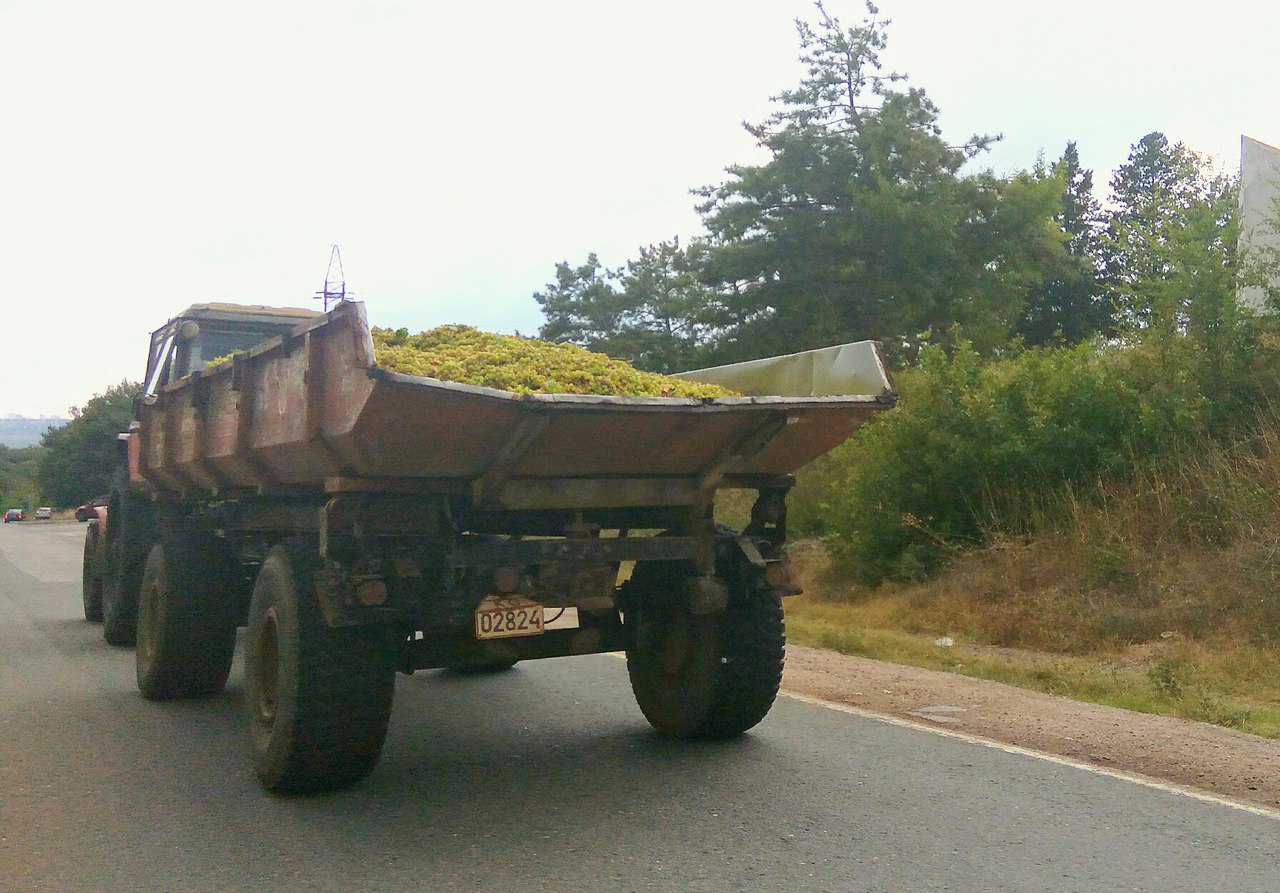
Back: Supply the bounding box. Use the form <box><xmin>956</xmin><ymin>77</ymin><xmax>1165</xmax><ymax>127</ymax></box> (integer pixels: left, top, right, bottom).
<box><xmin>795</xmin><ymin>332</ymin><xmax>1279</xmax><ymax>586</ymax></box>
<box><xmin>0</xmin><ymin>444</ymin><xmax>45</xmax><ymax>510</ymax></box>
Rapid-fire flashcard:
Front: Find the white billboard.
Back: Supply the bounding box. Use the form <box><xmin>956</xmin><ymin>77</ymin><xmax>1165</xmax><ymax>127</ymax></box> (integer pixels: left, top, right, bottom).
<box><xmin>1239</xmin><ymin>135</ymin><xmax>1280</xmax><ymax>311</ymax></box>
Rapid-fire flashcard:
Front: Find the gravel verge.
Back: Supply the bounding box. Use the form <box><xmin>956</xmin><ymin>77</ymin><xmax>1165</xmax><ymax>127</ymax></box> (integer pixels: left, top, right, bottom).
<box><xmin>780</xmin><ymin>643</ymin><xmax>1280</xmax><ymax>812</ymax></box>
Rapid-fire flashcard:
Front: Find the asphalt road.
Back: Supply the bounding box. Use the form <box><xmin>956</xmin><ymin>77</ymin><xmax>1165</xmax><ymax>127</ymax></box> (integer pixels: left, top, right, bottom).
<box><xmin>2</xmin><ymin>520</ymin><xmax>1278</xmax><ymax>893</ymax></box>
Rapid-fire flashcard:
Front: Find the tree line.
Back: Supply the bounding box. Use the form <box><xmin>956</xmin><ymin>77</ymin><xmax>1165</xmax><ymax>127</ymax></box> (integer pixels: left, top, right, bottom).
<box><xmin>533</xmin><ymin>1</ymin><xmax>1278</xmax><ymax>584</ymax></box>
<box><xmin>534</xmin><ymin>2</ymin><xmax>1249</xmax><ymax>373</ymax></box>
<box><xmin>0</xmin><ymin>445</ymin><xmax>45</xmax><ymax>511</ymax></box>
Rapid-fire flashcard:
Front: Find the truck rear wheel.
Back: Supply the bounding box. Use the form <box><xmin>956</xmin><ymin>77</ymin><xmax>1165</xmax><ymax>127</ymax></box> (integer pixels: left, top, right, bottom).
<box><xmin>82</xmin><ymin>520</ymin><xmax>104</xmax><ymax>623</ymax></box>
<box><xmin>625</xmin><ymin>542</ymin><xmax>785</xmax><ymax>739</ymax></box>
<box><xmin>244</xmin><ymin>539</ymin><xmax>400</xmax><ymax>794</ymax></box>
<box><xmin>136</xmin><ymin>529</ymin><xmax>237</xmax><ymax>700</ymax></box>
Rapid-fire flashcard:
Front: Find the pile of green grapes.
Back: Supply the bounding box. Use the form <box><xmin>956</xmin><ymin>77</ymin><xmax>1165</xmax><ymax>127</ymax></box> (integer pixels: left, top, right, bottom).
<box><xmin>371</xmin><ymin>325</ymin><xmax>736</xmax><ymax>398</ymax></box>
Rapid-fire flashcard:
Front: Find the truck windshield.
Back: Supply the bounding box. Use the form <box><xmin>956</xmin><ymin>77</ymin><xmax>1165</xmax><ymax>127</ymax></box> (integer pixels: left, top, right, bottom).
<box><xmin>176</xmin><ymin>325</ymin><xmax>301</xmax><ymax>379</ymax></box>
<box><xmin>144</xmin><ymin>334</ymin><xmax>176</xmax><ymax>396</ymax></box>
<box><xmin>192</xmin><ymin>331</ymin><xmax>278</xmax><ymax>369</ymax></box>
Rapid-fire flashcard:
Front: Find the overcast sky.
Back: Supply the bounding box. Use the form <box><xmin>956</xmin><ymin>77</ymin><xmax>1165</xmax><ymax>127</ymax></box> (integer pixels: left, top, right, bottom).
<box><xmin>3</xmin><ymin>0</ymin><xmax>1278</xmax><ymax>417</ymax></box>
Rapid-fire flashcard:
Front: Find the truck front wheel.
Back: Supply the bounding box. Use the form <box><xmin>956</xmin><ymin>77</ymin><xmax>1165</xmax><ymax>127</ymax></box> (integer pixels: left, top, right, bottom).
<box><xmin>135</xmin><ymin>529</ymin><xmax>237</xmax><ymax>700</ymax></box>
<box><xmin>244</xmin><ymin>539</ymin><xmax>400</xmax><ymax>794</ymax></box>
<box><xmin>625</xmin><ymin>545</ymin><xmax>785</xmax><ymax>739</ymax></box>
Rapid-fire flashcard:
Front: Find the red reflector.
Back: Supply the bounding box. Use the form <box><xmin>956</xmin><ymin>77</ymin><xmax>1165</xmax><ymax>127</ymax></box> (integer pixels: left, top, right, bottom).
<box><xmin>356</xmin><ymin>580</ymin><xmax>388</xmax><ymax>606</ymax></box>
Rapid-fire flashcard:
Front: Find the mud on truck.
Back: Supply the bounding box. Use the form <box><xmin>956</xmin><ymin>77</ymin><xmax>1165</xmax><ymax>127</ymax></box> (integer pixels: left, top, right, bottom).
<box><xmin>82</xmin><ymin>300</ymin><xmax>895</xmax><ymax>794</ymax></box>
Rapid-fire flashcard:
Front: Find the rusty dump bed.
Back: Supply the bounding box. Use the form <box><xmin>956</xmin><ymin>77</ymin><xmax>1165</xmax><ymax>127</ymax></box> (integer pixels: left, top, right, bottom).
<box><xmin>136</xmin><ymin>302</ymin><xmax>895</xmax><ymax>510</ymax></box>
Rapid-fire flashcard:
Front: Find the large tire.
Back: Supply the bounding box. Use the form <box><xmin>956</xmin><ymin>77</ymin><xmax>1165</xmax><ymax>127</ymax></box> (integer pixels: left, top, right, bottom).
<box><xmin>136</xmin><ymin>527</ymin><xmax>238</xmax><ymax>700</ymax></box>
<box><xmin>244</xmin><ymin>539</ymin><xmax>400</xmax><ymax>794</ymax></box>
<box><xmin>82</xmin><ymin>520</ymin><xmax>104</xmax><ymax>623</ymax></box>
<box><xmin>102</xmin><ymin>471</ymin><xmax>154</xmax><ymax>648</ymax></box>
<box><xmin>103</xmin><ymin>530</ymin><xmax>146</xmax><ymax>646</ymax></box>
<box><xmin>624</xmin><ymin>538</ymin><xmax>785</xmax><ymax>739</ymax></box>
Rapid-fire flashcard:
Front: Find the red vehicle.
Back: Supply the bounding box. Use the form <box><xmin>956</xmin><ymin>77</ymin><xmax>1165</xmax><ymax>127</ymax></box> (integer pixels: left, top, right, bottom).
<box><xmin>75</xmin><ymin>497</ymin><xmax>107</xmax><ymax>522</ymax></box>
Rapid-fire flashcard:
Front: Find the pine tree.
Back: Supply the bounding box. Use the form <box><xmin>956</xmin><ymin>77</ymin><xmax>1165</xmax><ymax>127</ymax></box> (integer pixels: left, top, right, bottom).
<box><xmin>1104</xmin><ymin>132</ymin><xmax>1238</xmax><ymax>339</ymax></box>
<box><xmin>694</xmin><ymin>1</ymin><xmax>1063</xmax><ymax>363</ymax></box>
<box><xmin>1017</xmin><ymin>142</ymin><xmax>1111</xmax><ymax>346</ymax></box>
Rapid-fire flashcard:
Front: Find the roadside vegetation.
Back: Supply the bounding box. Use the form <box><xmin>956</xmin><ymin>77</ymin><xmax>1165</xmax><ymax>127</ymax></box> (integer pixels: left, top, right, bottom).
<box><xmin>783</xmin><ymin>534</ymin><xmax>1280</xmax><ymax>738</ymax></box>
<box><xmin>774</xmin><ymin>316</ymin><xmax>1280</xmax><ymax>738</ymax></box>
<box><xmin>0</xmin><ymin>444</ymin><xmax>46</xmax><ymax>511</ymax></box>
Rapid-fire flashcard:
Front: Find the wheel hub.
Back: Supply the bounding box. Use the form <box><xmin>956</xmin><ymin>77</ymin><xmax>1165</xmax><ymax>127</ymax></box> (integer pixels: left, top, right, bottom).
<box><xmin>138</xmin><ymin>578</ymin><xmax>161</xmax><ymax>664</ymax></box>
<box><xmin>252</xmin><ymin>605</ymin><xmax>281</xmax><ymax>733</ymax></box>
<box><xmin>650</xmin><ymin>617</ymin><xmax>693</xmax><ymax>678</ymax></box>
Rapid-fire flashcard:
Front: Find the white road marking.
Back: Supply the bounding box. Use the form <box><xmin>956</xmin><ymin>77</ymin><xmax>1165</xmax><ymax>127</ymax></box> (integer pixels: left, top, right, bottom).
<box><xmin>783</xmin><ymin>690</ymin><xmax>1280</xmax><ymax>822</ymax></box>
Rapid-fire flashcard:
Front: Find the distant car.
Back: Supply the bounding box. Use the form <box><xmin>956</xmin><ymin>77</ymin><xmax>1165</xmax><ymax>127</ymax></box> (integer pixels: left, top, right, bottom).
<box><xmin>4</xmin><ymin>509</ymin><xmax>23</xmax><ymax>523</ymax></box>
<box><xmin>75</xmin><ymin>497</ymin><xmax>107</xmax><ymax>522</ymax></box>
<box><xmin>34</xmin><ymin>507</ymin><xmax>53</xmax><ymax>520</ymax></box>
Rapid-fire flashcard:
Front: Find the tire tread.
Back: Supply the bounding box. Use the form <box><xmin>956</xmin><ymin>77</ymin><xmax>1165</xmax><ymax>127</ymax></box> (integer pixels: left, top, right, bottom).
<box><xmin>136</xmin><ymin>525</ymin><xmax>237</xmax><ymax>700</ymax></box>
<box><xmin>246</xmin><ymin>539</ymin><xmax>398</xmax><ymax>794</ymax></box>
<box><xmin>624</xmin><ymin>531</ymin><xmax>786</xmax><ymax>740</ymax></box>
<box><xmin>82</xmin><ymin>521</ymin><xmax>104</xmax><ymax>623</ymax></box>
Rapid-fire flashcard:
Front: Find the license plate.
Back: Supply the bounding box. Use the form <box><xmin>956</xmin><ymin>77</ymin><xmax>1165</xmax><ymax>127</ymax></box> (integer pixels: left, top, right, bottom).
<box><xmin>475</xmin><ymin>595</ymin><xmax>545</xmax><ymax>640</ymax></box>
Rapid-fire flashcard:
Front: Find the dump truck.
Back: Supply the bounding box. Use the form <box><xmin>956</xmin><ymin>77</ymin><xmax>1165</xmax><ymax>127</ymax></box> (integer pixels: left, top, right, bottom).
<box><xmin>82</xmin><ymin>300</ymin><xmax>895</xmax><ymax>794</ymax></box>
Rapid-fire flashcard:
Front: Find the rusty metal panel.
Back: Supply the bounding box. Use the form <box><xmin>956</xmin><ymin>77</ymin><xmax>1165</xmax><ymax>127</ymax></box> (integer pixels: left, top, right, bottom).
<box><xmin>328</xmin><ymin>380</ymin><xmax>526</xmax><ymax>480</ymax></box>
<box><xmin>733</xmin><ymin>404</ymin><xmax>881</xmax><ymax>475</ymax></box>
<box><xmin>512</xmin><ymin>410</ymin><xmax>749</xmax><ymax>478</ymax></box>
<box><xmin>201</xmin><ymin>363</ymin><xmax>254</xmax><ymax>488</ymax></box>
<box><xmin>244</xmin><ymin>337</ymin><xmax>319</xmax><ymax>485</ymax></box>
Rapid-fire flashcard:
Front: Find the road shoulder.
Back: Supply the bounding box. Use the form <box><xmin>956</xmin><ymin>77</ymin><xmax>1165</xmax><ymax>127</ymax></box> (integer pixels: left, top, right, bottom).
<box><xmin>781</xmin><ymin>643</ymin><xmax>1280</xmax><ymax>811</ymax></box>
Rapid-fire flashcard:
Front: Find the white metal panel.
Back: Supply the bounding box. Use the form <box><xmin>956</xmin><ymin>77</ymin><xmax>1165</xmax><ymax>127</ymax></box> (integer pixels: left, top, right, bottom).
<box><xmin>1239</xmin><ymin>135</ymin><xmax>1280</xmax><ymax>312</ymax></box>
<box><xmin>673</xmin><ymin>341</ymin><xmax>894</xmax><ymax>398</ymax></box>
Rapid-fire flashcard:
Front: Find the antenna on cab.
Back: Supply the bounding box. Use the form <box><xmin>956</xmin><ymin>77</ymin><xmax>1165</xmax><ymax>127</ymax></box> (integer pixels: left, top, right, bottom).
<box><xmin>315</xmin><ymin>245</ymin><xmax>353</xmax><ymax>311</ymax></box>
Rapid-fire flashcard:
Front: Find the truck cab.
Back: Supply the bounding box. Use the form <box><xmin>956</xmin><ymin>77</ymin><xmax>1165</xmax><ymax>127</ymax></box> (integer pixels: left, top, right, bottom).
<box><xmin>143</xmin><ymin>303</ymin><xmax>323</xmax><ymax>395</ymax></box>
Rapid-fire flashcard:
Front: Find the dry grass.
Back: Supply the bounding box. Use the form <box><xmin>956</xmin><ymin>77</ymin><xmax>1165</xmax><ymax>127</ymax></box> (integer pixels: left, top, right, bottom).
<box><xmin>781</xmin><ymin>424</ymin><xmax>1280</xmax><ymax>738</ymax></box>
